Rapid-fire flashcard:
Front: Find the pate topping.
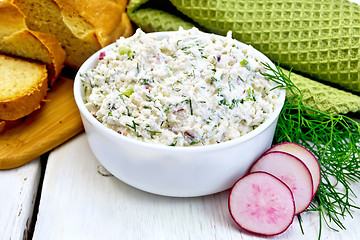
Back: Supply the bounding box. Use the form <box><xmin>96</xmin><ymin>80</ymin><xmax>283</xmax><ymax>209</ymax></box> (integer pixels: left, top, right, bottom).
<box><xmin>80</xmin><ymin>28</ymin><xmax>282</xmax><ymax>146</ymax></box>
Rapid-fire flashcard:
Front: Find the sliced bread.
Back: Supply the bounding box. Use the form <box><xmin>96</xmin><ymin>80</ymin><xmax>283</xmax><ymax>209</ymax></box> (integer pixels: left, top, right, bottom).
<box><xmin>13</xmin><ymin>0</ymin><xmax>133</xmax><ymax>68</ymax></box>
<box><xmin>0</xmin><ymin>1</ymin><xmax>66</xmax><ymax>86</ymax></box>
<box><xmin>0</xmin><ymin>54</ymin><xmax>48</xmax><ymax>120</ymax></box>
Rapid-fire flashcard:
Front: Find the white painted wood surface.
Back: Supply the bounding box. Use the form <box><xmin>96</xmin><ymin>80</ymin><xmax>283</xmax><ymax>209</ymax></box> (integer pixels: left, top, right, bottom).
<box><xmin>33</xmin><ymin>133</ymin><xmax>360</xmax><ymax>240</ymax></box>
<box><xmin>0</xmin><ymin>159</ymin><xmax>41</xmax><ymax>240</ymax></box>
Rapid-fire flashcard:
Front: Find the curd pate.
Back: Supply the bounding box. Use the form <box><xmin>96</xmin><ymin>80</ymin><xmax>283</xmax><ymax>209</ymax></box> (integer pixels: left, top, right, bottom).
<box><xmin>80</xmin><ymin>28</ymin><xmax>282</xmax><ymax>146</ymax></box>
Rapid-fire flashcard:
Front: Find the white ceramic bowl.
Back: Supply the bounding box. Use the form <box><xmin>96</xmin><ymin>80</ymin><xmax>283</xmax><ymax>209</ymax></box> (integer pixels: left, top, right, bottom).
<box><xmin>74</xmin><ymin>31</ymin><xmax>286</xmax><ymax>197</ymax></box>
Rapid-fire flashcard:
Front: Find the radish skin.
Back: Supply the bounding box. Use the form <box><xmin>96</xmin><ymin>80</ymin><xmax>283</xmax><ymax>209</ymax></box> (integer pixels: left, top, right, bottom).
<box><xmin>266</xmin><ymin>142</ymin><xmax>321</xmax><ymax>197</ymax></box>
<box><xmin>249</xmin><ymin>151</ymin><xmax>313</xmax><ymax>214</ymax></box>
<box><xmin>228</xmin><ymin>171</ymin><xmax>295</xmax><ymax>236</ymax></box>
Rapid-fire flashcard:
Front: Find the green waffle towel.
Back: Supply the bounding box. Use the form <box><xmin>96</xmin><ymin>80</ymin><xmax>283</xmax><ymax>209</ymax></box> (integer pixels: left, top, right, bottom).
<box><xmin>127</xmin><ymin>0</ymin><xmax>360</xmax><ymax>114</ymax></box>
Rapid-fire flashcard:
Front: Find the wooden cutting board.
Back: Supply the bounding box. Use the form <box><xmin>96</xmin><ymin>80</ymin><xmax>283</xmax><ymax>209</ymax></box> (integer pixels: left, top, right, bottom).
<box><xmin>0</xmin><ymin>76</ymin><xmax>84</xmax><ymax>170</ymax></box>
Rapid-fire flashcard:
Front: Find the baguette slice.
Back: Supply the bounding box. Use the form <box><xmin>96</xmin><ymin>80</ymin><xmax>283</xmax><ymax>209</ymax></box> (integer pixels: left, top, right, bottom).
<box><xmin>55</xmin><ymin>0</ymin><xmax>134</xmax><ymax>47</ymax></box>
<box><xmin>0</xmin><ymin>54</ymin><xmax>48</xmax><ymax>120</ymax></box>
<box><xmin>0</xmin><ymin>1</ymin><xmax>66</xmax><ymax>86</ymax></box>
<box><xmin>13</xmin><ymin>0</ymin><xmax>133</xmax><ymax>68</ymax></box>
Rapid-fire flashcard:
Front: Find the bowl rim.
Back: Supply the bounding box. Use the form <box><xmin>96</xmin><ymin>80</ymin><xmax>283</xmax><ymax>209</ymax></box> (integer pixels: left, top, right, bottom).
<box><xmin>74</xmin><ymin>30</ymin><xmax>286</xmax><ymax>153</ymax></box>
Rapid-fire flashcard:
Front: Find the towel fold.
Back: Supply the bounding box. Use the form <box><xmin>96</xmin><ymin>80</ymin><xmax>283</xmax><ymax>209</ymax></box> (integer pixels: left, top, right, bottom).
<box><xmin>286</xmin><ymin>70</ymin><xmax>360</xmax><ymax>114</ymax></box>
<box><xmin>127</xmin><ymin>0</ymin><xmax>360</xmax><ymax>114</ymax></box>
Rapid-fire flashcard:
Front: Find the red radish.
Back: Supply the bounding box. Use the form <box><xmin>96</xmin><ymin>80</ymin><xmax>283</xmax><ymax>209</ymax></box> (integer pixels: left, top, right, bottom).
<box><xmin>266</xmin><ymin>142</ymin><xmax>321</xmax><ymax>197</ymax></box>
<box><xmin>228</xmin><ymin>171</ymin><xmax>295</xmax><ymax>236</ymax></box>
<box><xmin>249</xmin><ymin>151</ymin><xmax>313</xmax><ymax>214</ymax></box>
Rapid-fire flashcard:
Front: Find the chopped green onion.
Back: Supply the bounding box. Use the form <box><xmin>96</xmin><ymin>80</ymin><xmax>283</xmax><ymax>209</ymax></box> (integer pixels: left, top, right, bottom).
<box><xmin>126</xmin><ymin>120</ymin><xmax>139</xmax><ymax>132</ymax></box>
<box><xmin>219</xmin><ymin>98</ymin><xmax>227</xmax><ymax>105</ymax></box>
<box><xmin>169</xmin><ymin>140</ymin><xmax>177</xmax><ymax>146</ymax></box>
<box><xmin>240</xmin><ymin>59</ymin><xmax>248</xmax><ymax>67</ymax></box>
<box><xmin>210</xmin><ymin>76</ymin><xmax>218</xmax><ymax>84</ymax></box>
<box><xmin>182</xmin><ymin>99</ymin><xmax>193</xmax><ymax>115</ymax></box>
<box><xmin>122</xmin><ymin>87</ymin><xmax>134</xmax><ymax>98</ymax></box>
<box><xmin>190</xmin><ymin>141</ymin><xmax>200</xmax><ymax>145</ymax></box>
<box><xmin>245</xmin><ymin>88</ymin><xmax>256</xmax><ymax>101</ymax></box>
<box><xmin>118</xmin><ymin>47</ymin><xmax>132</xmax><ymax>56</ymax></box>
<box><xmin>146</xmin><ymin>128</ymin><xmax>162</xmax><ymax>134</ymax></box>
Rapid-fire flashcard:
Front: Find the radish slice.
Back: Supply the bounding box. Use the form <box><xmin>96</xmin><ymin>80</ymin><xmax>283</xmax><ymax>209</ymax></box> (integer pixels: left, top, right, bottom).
<box><xmin>249</xmin><ymin>151</ymin><xmax>313</xmax><ymax>214</ymax></box>
<box><xmin>266</xmin><ymin>142</ymin><xmax>321</xmax><ymax>197</ymax></box>
<box><xmin>228</xmin><ymin>171</ymin><xmax>295</xmax><ymax>236</ymax></box>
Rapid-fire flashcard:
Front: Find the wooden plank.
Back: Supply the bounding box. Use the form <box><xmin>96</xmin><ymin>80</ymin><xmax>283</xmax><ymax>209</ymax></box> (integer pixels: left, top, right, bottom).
<box><xmin>33</xmin><ymin>134</ymin><xmax>360</xmax><ymax>240</ymax></box>
<box><xmin>0</xmin><ymin>77</ymin><xmax>84</xmax><ymax>169</ymax></box>
<box><xmin>0</xmin><ymin>159</ymin><xmax>41</xmax><ymax>240</ymax></box>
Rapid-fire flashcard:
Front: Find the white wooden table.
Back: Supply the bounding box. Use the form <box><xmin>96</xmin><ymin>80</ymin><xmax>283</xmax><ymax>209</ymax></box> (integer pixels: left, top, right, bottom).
<box><xmin>0</xmin><ymin>158</ymin><xmax>41</xmax><ymax>240</ymax></box>
<box><xmin>30</xmin><ymin>133</ymin><xmax>360</xmax><ymax>240</ymax></box>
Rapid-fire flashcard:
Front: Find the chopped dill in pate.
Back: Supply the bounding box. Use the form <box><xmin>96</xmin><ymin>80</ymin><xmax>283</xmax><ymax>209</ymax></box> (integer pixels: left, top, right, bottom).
<box><xmin>80</xmin><ymin>27</ymin><xmax>282</xmax><ymax>146</ymax></box>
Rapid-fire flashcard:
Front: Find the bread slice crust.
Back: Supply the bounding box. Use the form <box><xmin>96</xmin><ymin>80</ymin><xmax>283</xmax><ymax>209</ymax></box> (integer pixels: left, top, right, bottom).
<box><xmin>0</xmin><ymin>1</ymin><xmax>65</xmax><ymax>86</ymax></box>
<box><xmin>0</xmin><ymin>54</ymin><xmax>48</xmax><ymax>120</ymax></box>
<box><xmin>13</xmin><ymin>0</ymin><xmax>133</xmax><ymax>68</ymax></box>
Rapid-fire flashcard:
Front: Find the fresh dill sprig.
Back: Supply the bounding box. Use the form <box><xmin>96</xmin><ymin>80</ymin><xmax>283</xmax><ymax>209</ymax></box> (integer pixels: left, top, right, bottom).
<box><xmin>262</xmin><ymin>62</ymin><xmax>360</xmax><ymax>239</ymax></box>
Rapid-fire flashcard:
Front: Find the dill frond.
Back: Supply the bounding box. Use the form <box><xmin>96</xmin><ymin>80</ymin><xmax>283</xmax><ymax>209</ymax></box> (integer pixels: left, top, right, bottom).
<box><xmin>262</xmin><ymin>62</ymin><xmax>360</xmax><ymax>239</ymax></box>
